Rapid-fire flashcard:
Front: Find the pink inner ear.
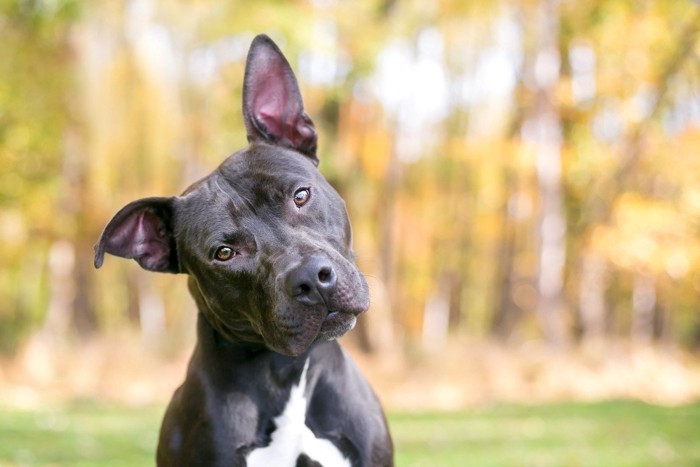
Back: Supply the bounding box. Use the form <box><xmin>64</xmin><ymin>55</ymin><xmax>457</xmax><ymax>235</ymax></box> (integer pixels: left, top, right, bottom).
<box><xmin>105</xmin><ymin>209</ymin><xmax>172</xmax><ymax>271</ymax></box>
<box><xmin>243</xmin><ymin>36</ymin><xmax>318</xmax><ymax>159</ymax></box>
<box><xmin>254</xmin><ymin>72</ymin><xmax>302</xmax><ymax>136</ymax></box>
<box><xmin>95</xmin><ymin>196</ymin><xmax>178</xmax><ymax>273</ymax></box>
<box><xmin>297</xmin><ymin>122</ymin><xmax>314</xmax><ymax>139</ymax></box>
<box><xmin>107</xmin><ymin>211</ymin><xmax>153</xmax><ymax>251</ymax></box>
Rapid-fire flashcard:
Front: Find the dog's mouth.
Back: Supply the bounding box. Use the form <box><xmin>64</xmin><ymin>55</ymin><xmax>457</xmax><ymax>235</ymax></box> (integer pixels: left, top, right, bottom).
<box><xmin>318</xmin><ymin>309</ymin><xmax>358</xmax><ymax>340</ymax></box>
<box><xmin>264</xmin><ymin>264</ymin><xmax>370</xmax><ymax>355</ymax></box>
<box><xmin>259</xmin><ymin>300</ymin><xmax>364</xmax><ymax>354</ymax></box>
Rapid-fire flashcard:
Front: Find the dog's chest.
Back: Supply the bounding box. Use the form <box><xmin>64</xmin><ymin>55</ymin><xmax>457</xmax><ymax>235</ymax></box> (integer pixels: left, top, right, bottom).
<box><xmin>246</xmin><ymin>360</ymin><xmax>350</xmax><ymax>467</ymax></box>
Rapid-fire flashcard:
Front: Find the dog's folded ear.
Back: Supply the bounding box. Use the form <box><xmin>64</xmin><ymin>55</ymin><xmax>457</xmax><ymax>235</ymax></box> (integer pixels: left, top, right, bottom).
<box><xmin>94</xmin><ymin>197</ymin><xmax>180</xmax><ymax>273</ymax></box>
<box><xmin>242</xmin><ymin>34</ymin><xmax>319</xmax><ymax>165</ymax></box>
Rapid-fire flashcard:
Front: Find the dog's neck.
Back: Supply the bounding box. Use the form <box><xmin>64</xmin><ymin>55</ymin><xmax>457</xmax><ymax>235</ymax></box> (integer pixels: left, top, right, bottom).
<box><xmin>186</xmin><ymin>275</ymin><xmax>268</xmax><ymax>347</ymax></box>
<box><xmin>214</xmin><ymin>326</ymin><xmax>267</xmax><ymax>354</ymax></box>
<box><xmin>199</xmin><ymin>312</ymin><xmax>267</xmax><ymax>357</ymax></box>
<box><xmin>194</xmin><ymin>312</ymin><xmax>314</xmax><ymax>380</ymax></box>
<box><xmin>193</xmin><ymin>312</ymin><xmax>315</xmax><ymax>397</ymax></box>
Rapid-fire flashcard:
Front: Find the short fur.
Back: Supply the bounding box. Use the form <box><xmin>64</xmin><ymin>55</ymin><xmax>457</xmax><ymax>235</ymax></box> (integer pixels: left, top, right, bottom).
<box><xmin>95</xmin><ymin>34</ymin><xmax>393</xmax><ymax>466</ymax></box>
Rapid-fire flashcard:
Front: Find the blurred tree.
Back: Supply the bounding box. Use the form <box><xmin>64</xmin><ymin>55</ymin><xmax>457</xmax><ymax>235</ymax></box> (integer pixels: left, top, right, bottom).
<box><xmin>3</xmin><ymin>0</ymin><xmax>700</xmax><ymax>357</ymax></box>
<box><xmin>0</xmin><ymin>0</ymin><xmax>81</xmax><ymax>350</ymax></box>
<box><xmin>564</xmin><ymin>1</ymin><xmax>700</xmax><ymax>347</ymax></box>
<box><xmin>527</xmin><ymin>0</ymin><xmax>568</xmax><ymax>346</ymax></box>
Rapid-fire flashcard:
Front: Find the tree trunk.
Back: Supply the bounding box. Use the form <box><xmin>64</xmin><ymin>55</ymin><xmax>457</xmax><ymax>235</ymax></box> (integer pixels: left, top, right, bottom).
<box><xmin>63</xmin><ymin>128</ymin><xmax>99</xmax><ymax>337</ymax></box>
<box><xmin>422</xmin><ymin>273</ymin><xmax>452</xmax><ymax>350</ymax></box>
<box><xmin>632</xmin><ymin>273</ymin><xmax>656</xmax><ymax>345</ymax></box>
<box><xmin>378</xmin><ymin>126</ymin><xmax>401</xmax><ymax>342</ymax></box>
<box><xmin>529</xmin><ymin>0</ymin><xmax>568</xmax><ymax>346</ymax></box>
<box><xmin>491</xmin><ymin>197</ymin><xmax>520</xmax><ymax>340</ymax></box>
<box><xmin>43</xmin><ymin>240</ymin><xmax>76</xmax><ymax>340</ymax></box>
<box><xmin>579</xmin><ymin>249</ymin><xmax>608</xmax><ymax>343</ymax></box>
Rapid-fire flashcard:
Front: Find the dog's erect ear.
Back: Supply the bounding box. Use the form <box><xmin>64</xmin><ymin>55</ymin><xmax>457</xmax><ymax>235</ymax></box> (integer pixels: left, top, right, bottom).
<box><xmin>242</xmin><ymin>34</ymin><xmax>319</xmax><ymax>165</ymax></box>
<box><xmin>94</xmin><ymin>197</ymin><xmax>179</xmax><ymax>273</ymax></box>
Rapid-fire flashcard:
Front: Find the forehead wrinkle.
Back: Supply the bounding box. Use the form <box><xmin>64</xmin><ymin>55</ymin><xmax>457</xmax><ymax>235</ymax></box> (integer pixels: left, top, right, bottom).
<box><xmin>214</xmin><ymin>177</ymin><xmax>258</xmax><ymax>217</ymax></box>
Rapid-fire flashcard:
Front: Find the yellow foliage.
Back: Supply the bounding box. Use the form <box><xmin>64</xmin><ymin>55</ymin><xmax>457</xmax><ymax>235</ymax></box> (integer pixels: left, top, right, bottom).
<box><xmin>360</xmin><ymin>129</ymin><xmax>392</xmax><ymax>181</ymax></box>
<box><xmin>592</xmin><ymin>194</ymin><xmax>700</xmax><ymax>278</ymax></box>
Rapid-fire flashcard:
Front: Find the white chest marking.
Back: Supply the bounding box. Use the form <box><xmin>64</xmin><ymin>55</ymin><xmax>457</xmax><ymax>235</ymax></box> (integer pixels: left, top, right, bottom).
<box><xmin>246</xmin><ymin>360</ymin><xmax>351</xmax><ymax>467</ymax></box>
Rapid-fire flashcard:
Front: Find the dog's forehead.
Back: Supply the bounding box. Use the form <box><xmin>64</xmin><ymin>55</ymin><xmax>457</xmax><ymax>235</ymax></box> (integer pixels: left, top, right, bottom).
<box><xmin>177</xmin><ymin>144</ymin><xmax>331</xmax><ymax>221</ymax></box>
<box><xmin>219</xmin><ymin>144</ymin><xmax>319</xmax><ymax>186</ymax></box>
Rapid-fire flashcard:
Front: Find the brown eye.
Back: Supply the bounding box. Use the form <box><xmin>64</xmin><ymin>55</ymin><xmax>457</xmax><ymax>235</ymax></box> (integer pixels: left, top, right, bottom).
<box><xmin>215</xmin><ymin>246</ymin><xmax>235</xmax><ymax>261</ymax></box>
<box><xmin>294</xmin><ymin>188</ymin><xmax>311</xmax><ymax>207</ymax></box>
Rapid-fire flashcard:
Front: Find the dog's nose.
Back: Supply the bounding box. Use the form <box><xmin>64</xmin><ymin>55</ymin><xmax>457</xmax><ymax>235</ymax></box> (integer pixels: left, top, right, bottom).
<box><xmin>285</xmin><ymin>256</ymin><xmax>337</xmax><ymax>307</ymax></box>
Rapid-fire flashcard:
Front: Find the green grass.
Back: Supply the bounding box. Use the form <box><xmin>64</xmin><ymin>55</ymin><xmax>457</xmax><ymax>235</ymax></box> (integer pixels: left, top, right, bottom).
<box><xmin>392</xmin><ymin>401</ymin><xmax>700</xmax><ymax>466</ymax></box>
<box><xmin>0</xmin><ymin>401</ymin><xmax>698</xmax><ymax>466</ymax></box>
<box><xmin>0</xmin><ymin>402</ymin><xmax>161</xmax><ymax>466</ymax></box>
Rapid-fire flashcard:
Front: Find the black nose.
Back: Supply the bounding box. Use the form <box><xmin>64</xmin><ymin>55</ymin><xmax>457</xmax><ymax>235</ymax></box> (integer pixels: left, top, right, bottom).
<box><xmin>285</xmin><ymin>256</ymin><xmax>337</xmax><ymax>306</ymax></box>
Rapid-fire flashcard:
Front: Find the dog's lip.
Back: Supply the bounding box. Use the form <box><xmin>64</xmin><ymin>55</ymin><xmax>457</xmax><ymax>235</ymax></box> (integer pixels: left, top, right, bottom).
<box><xmin>324</xmin><ymin>308</ymin><xmax>363</xmax><ymax>320</ymax></box>
<box><xmin>323</xmin><ymin>310</ymin><xmax>345</xmax><ymax>323</ymax></box>
<box><xmin>320</xmin><ymin>309</ymin><xmax>357</xmax><ymax>335</ymax></box>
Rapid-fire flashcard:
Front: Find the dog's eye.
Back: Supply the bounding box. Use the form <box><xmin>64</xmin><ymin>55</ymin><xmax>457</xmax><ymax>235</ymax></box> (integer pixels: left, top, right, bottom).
<box><xmin>294</xmin><ymin>188</ymin><xmax>311</xmax><ymax>207</ymax></box>
<box><xmin>215</xmin><ymin>246</ymin><xmax>236</xmax><ymax>261</ymax></box>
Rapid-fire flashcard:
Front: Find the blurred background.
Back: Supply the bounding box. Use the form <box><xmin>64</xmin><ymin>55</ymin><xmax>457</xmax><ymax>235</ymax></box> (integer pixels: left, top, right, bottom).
<box><xmin>3</xmin><ymin>0</ymin><xmax>700</xmax><ymax>464</ymax></box>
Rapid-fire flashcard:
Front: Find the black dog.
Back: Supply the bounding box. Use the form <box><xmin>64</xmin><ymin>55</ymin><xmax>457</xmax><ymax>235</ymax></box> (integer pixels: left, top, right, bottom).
<box><xmin>94</xmin><ymin>34</ymin><xmax>393</xmax><ymax>466</ymax></box>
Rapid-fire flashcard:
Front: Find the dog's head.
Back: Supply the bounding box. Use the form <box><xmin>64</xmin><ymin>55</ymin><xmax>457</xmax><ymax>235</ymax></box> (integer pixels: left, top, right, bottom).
<box><xmin>94</xmin><ymin>35</ymin><xmax>369</xmax><ymax>356</ymax></box>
